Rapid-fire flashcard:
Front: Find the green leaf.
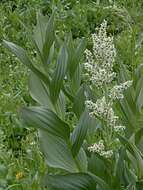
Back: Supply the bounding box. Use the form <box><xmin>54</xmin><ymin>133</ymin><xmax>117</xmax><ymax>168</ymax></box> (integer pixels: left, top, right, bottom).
<box><xmin>20</xmin><ymin>106</ymin><xmax>70</xmax><ymax>141</ymax></box>
<box><xmin>29</xmin><ymin>72</ymin><xmax>54</xmax><ymax>110</ymax></box>
<box><xmin>119</xmin><ymin>97</ymin><xmax>137</xmax><ymax>132</ymax></box>
<box><xmin>118</xmin><ymin>135</ymin><xmax>143</xmax><ymax>179</ymax></box>
<box><xmin>3</xmin><ymin>40</ymin><xmax>50</xmax><ymax>85</ymax></box>
<box><xmin>68</xmin><ymin>65</ymin><xmax>81</xmax><ymax>96</ymax></box>
<box><xmin>135</xmin><ymin>128</ymin><xmax>143</xmax><ymax>145</ymax></box>
<box><xmin>136</xmin><ymin>76</ymin><xmax>143</xmax><ymax>112</ymax></box>
<box><xmin>73</xmin><ymin>85</ymin><xmax>86</xmax><ymax>118</ymax></box>
<box><xmin>136</xmin><ymin>181</ymin><xmax>143</xmax><ymax>190</ymax></box>
<box><xmin>47</xmin><ymin>42</ymin><xmax>55</xmax><ymax>65</ymax></box>
<box><xmin>68</xmin><ymin>38</ymin><xmax>86</xmax><ymax>76</ymax></box>
<box><xmin>54</xmin><ymin>91</ymin><xmax>66</xmax><ymax>120</ymax></box>
<box><xmin>114</xmin><ymin>148</ymin><xmax>127</xmax><ymax>185</ymax></box>
<box><xmin>126</xmin><ymin>184</ymin><xmax>135</xmax><ymax>190</ymax></box>
<box><xmin>134</xmin><ymin>63</ymin><xmax>143</xmax><ymax>83</ymax></box>
<box><xmin>50</xmin><ymin>45</ymin><xmax>68</xmax><ymax>103</ymax></box>
<box><xmin>29</xmin><ymin>73</ymin><xmax>66</xmax><ymax>119</ymax></box>
<box><xmin>118</xmin><ymin>64</ymin><xmax>138</xmax><ymax>133</ymax></box>
<box><xmin>124</xmin><ymin>164</ymin><xmax>137</xmax><ymax>187</ymax></box>
<box><xmin>39</xmin><ymin>130</ymin><xmax>79</xmax><ymax>172</ymax></box>
<box><xmin>71</xmin><ymin>111</ymin><xmax>90</xmax><ymax>157</ymax></box>
<box><xmin>43</xmin><ymin>173</ymin><xmax>96</xmax><ymax>190</ymax></box>
<box><xmin>89</xmin><ymin>172</ymin><xmax>111</xmax><ymax>190</ymax></box>
<box><xmin>88</xmin><ymin>154</ymin><xmax>107</xmax><ymax>179</ymax></box>
<box><xmin>72</xmin><ymin>65</ymin><xmax>81</xmax><ymax>93</ymax></box>
<box><xmin>34</xmin><ymin>12</ymin><xmax>49</xmax><ymax>53</ymax></box>
<box><xmin>42</xmin><ymin>12</ymin><xmax>55</xmax><ymax>65</ymax></box>
<box><xmin>76</xmin><ymin>148</ymin><xmax>88</xmax><ymax>172</ymax></box>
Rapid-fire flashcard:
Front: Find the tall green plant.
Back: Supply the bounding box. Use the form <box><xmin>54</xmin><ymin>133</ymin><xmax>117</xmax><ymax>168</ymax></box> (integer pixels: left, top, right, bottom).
<box><xmin>4</xmin><ymin>12</ymin><xmax>143</xmax><ymax>190</ymax></box>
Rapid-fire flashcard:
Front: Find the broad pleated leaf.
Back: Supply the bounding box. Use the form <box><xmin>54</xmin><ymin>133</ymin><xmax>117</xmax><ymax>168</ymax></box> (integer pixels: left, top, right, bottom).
<box><xmin>136</xmin><ymin>76</ymin><xmax>143</xmax><ymax>112</ymax></box>
<box><xmin>54</xmin><ymin>91</ymin><xmax>66</xmax><ymax>119</ymax></box>
<box><xmin>20</xmin><ymin>106</ymin><xmax>70</xmax><ymax>141</ymax></box>
<box><xmin>73</xmin><ymin>85</ymin><xmax>86</xmax><ymax>118</ymax></box>
<box><xmin>114</xmin><ymin>148</ymin><xmax>127</xmax><ymax>185</ymax></box>
<box><xmin>88</xmin><ymin>154</ymin><xmax>107</xmax><ymax>179</ymax></box>
<box><xmin>39</xmin><ymin>130</ymin><xmax>79</xmax><ymax>172</ymax></box>
<box><xmin>29</xmin><ymin>72</ymin><xmax>53</xmax><ymax>109</ymax></box>
<box><xmin>68</xmin><ymin>38</ymin><xmax>86</xmax><ymax>76</ymax></box>
<box><xmin>118</xmin><ymin>135</ymin><xmax>143</xmax><ymax>179</ymax></box>
<box><xmin>3</xmin><ymin>40</ymin><xmax>50</xmax><ymax>85</ymax></box>
<box><xmin>29</xmin><ymin>73</ymin><xmax>66</xmax><ymax>119</ymax></box>
<box><xmin>33</xmin><ymin>12</ymin><xmax>49</xmax><ymax>53</ymax></box>
<box><xmin>118</xmin><ymin>64</ymin><xmax>138</xmax><ymax>133</ymax></box>
<box><xmin>119</xmin><ymin>96</ymin><xmax>137</xmax><ymax>133</ymax></box>
<box><xmin>43</xmin><ymin>173</ymin><xmax>96</xmax><ymax>190</ymax></box>
<box><xmin>47</xmin><ymin>42</ymin><xmax>55</xmax><ymax>65</ymax></box>
<box><xmin>134</xmin><ymin>128</ymin><xmax>143</xmax><ymax>153</ymax></box>
<box><xmin>42</xmin><ymin>12</ymin><xmax>55</xmax><ymax>65</ymax></box>
<box><xmin>33</xmin><ymin>12</ymin><xmax>55</xmax><ymax>68</ymax></box>
<box><xmin>134</xmin><ymin>63</ymin><xmax>143</xmax><ymax>83</ymax></box>
<box><xmin>136</xmin><ymin>181</ymin><xmax>143</xmax><ymax>190</ymax></box>
<box><xmin>50</xmin><ymin>45</ymin><xmax>68</xmax><ymax>103</ymax></box>
<box><xmin>76</xmin><ymin>148</ymin><xmax>88</xmax><ymax>172</ymax></box>
<box><xmin>71</xmin><ymin>111</ymin><xmax>90</xmax><ymax>157</ymax></box>
<box><xmin>89</xmin><ymin>173</ymin><xmax>111</xmax><ymax>190</ymax></box>
<box><xmin>68</xmin><ymin>62</ymin><xmax>81</xmax><ymax>96</ymax></box>
<box><xmin>71</xmin><ymin>65</ymin><xmax>81</xmax><ymax>94</ymax></box>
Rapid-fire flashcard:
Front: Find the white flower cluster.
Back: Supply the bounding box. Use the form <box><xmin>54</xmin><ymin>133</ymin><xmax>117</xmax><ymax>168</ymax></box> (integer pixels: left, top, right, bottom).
<box><xmin>84</xmin><ymin>20</ymin><xmax>133</xmax><ymax>159</ymax></box>
<box><xmin>84</xmin><ymin>20</ymin><xmax>116</xmax><ymax>88</ymax></box>
<box><xmin>85</xmin><ymin>49</ymin><xmax>94</xmax><ymax>65</ymax></box>
<box><xmin>88</xmin><ymin>140</ymin><xmax>113</xmax><ymax>158</ymax></box>
<box><xmin>92</xmin><ymin>67</ymin><xmax>116</xmax><ymax>88</ymax></box>
<box><xmin>92</xmin><ymin>21</ymin><xmax>116</xmax><ymax>70</ymax></box>
<box><xmin>114</xmin><ymin>125</ymin><xmax>126</xmax><ymax>132</ymax></box>
<box><xmin>84</xmin><ymin>20</ymin><xmax>132</xmax><ymax>131</ymax></box>
<box><xmin>109</xmin><ymin>81</ymin><xmax>133</xmax><ymax>100</ymax></box>
<box><xmin>85</xmin><ymin>97</ymin><xmax>125</xmax><ymax>130</ymax></box>
<box><xmin>85</xmin><ymin>97</ymin><xmax>118</xmax><ymax>127</ymax></box>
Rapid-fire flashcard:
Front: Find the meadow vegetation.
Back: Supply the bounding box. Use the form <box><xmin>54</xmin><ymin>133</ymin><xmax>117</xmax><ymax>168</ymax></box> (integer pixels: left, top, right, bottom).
<box><xmin>1</xmin><ymin>0</ymin><xmax>143</xmax><ymax>189</ymax></box>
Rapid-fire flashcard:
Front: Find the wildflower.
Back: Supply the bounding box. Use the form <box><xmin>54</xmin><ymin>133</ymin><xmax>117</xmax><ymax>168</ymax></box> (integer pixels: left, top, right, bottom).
<box><xmin>16</xmin><ymin>172</ymin><xmax>24</xmax><ymax>180</ymax></box>
<box><xmin>85</xmin><ymin>97</ymin><xmax>118</xmax><ymax>127</ymax></box>
<box><xmin>114</xmin><ymin>125</ymin><xmax>126</xmax><ymax>132</ymax></box>
<box><xmin>85</xmin><ymin>20</ymin><xmax>132</xmax><ymax>157</ymax></box>
<box><xmin>92</xmin><ymin>21</ymin><xmax>116</xmax><ymax>70</ymax></box>
<box><xmin>85</xmin><ymin>49</ymin><xmax>94</xmax><ymax>65</ymax></box>
<box><xmin>88</xmin><ymin>140</ymin><xmax>105</xmax><ymax>153</ymax></box>
<box><xmin>88</xmin><ymin>140</ymin><xmax>113</xmax><ymax>158</ymax></box>
<box><xmin>100</xmin><ymin>150</ymin><xmax>113</xmax><ymax>158</ymax></box>
<box><xmin>84</xmin><ymin>20</ymin><xmax>117</xmax><ymax>88</ymax></box>
<box><xmin>109</xmin><ymin>81</ymin><xmax>133</xmax><ymax>100</ymax></box>
<box><xmin>91</xmin><ymin>68</ymin><xmax>116</xmax><ymax>88</ymax></box>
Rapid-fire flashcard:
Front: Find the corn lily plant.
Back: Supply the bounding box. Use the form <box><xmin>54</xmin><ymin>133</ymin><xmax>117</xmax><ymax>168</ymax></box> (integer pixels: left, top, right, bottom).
<box><xmin>3</xmin><ymin>12</ymin><xmax>143</xmax><ymax>190</ymax></box>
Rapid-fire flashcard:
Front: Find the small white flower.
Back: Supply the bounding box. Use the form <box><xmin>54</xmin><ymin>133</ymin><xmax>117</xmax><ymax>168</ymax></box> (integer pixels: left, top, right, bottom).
<box><xmin>85</xmin><ymin>20</ymin><xmax>132</xmax><ymax>155</ymax></box>
<box><xmin>84</xmin><ymin>62</ymin><xmax>93</xmax><ymax>75</ymax></box>
<box><xmin>88</xmin><ymin>140</ymin><xmax>105</xmax><ymax>153</ymax></box>
<box><xmin>100</xmin><ymin>150</ymin><xmax>113</xmax><ymax>158</ymax></box>
<box><xmin>109</xmin><ymin>81</ymin><xmax>133</xmax><ymax>100</ymax></box>
<box><xmin>85</xmin><ymin>97</ymin><xmax>118</xmax><ymax>127</ymax></box>
<box><xmin>84</xmin><ymin>20</ymin><xmax>116</xmax><ymax>88</ymax></box>
<box><xmin>85</xmin><ymin>49</ymin><xmax>94</xmax><ymax>65</ymax></box>
<box><xmin>88</xmin><ymin>140</ymin><xmax>113</xmax><ymax>158</ymax></box>
<box><xmin>114</xmin><ymin>125</ymin><xmax>126</xmax><ymax>132</ymax></box>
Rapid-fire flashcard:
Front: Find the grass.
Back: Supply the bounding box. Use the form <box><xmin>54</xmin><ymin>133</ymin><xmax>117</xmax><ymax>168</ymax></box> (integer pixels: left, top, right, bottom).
<box><xmin>0</xmin><ymin>1</ymin><xmax>47</xmax><ymax>189</ymax></box>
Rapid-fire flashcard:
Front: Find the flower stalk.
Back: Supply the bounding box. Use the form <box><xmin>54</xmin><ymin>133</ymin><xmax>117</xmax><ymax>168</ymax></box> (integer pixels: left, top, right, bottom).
<box><xmin>84</xmin><ymin>20</ymin><xmax>132</xmax><ymax>158</ymax></box>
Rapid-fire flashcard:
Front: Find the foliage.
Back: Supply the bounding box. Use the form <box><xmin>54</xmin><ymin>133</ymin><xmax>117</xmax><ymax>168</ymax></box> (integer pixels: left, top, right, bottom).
<box><xmin>1</xmin><ymin>0</ymin><xmax>143</xmax><ymax>189</ymax></box>
<box><xmin>0</xmin><ymin>0</ymin><xmax>47</xmax><ymax>189</ymax></box>
<box><xmin>4</xmin><ymin>8</ymin><xmax>143</xmax><ymax>189</ymax></box>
